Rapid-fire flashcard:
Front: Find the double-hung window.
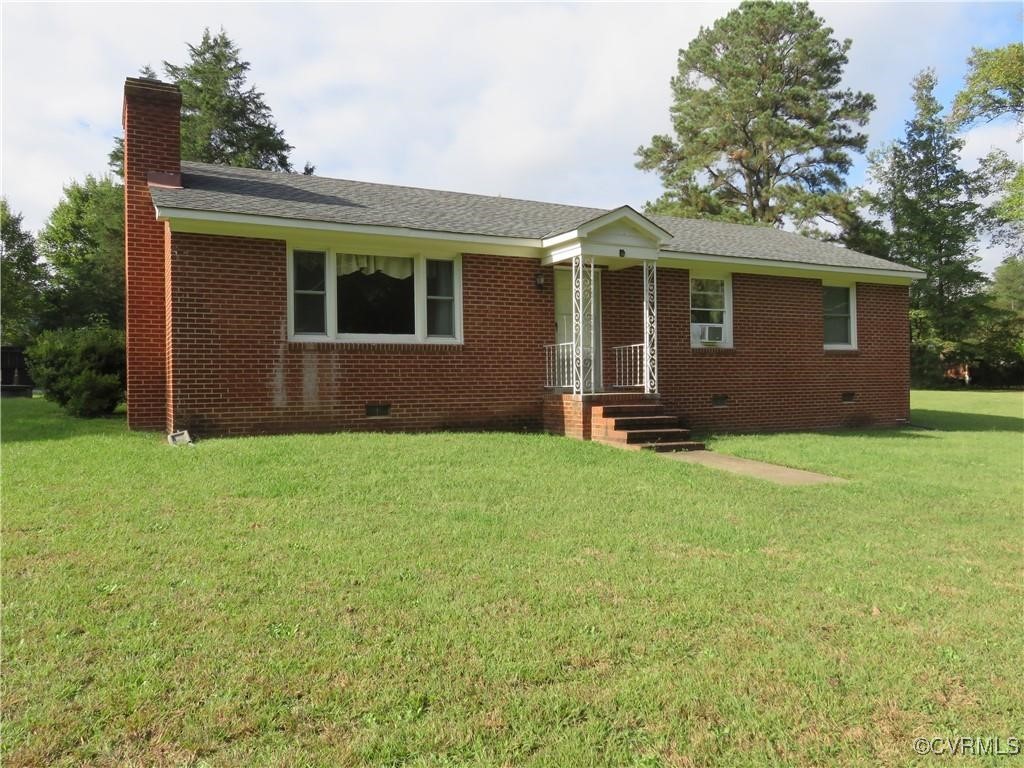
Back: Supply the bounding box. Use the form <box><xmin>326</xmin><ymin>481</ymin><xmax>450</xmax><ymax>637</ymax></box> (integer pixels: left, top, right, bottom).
<box><xmin>426</xmin><ymin>259</ymin><xmax>456</xmax><ymax>337</ymax></box>
<box><xmin>289</xmin><ymin>248</ymin><xmax>461</xmax><ymax>342</ymax></box>
<box><xmin>690</xmin><ymin>276</ymin><xmax>732</xmax><ymax>347</ymax></box>
<box><xmin>823</xmin><ymin>284</ymin><xmax>856</xmax><ymax>349</ymax></box>
<box><xmin>293</xmin><ymin>250</ymin><xmax>328</xmax><ymax>334</ymax></box>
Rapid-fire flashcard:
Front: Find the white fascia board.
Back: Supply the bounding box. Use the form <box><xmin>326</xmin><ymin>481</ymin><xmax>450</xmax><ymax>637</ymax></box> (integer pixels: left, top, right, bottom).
<box><xmin>575</xmin><ymin>205</ymin><xmax>673</xmax><ymax>241</ymax></box>
<box><xmin>542</xmin><ymin>207</ymin><xmax>672</xmax><ymax>249</ymax></box>
<box><xmin>657</xmin><ymin>249</ymin><xmax>924</xmax><ymax>283</ymax></box>
<box><xmin>540</xmin><ymin>229</ymin><xmax>581</xmax><ymax>249</ymax></box>
<box><xmin>155</xmin><ymin>206</ymin><xmax>545</xmax><ymax>257</ymax></box>
<box><xmin>541</xmin><ymin>242</ymin><xmax>582</xmax><ymax>265</ymax></box>
<box><xmin>542</xmin><ymin>241</ymin><xmax>660</xmax><ymax>265</ymax></box>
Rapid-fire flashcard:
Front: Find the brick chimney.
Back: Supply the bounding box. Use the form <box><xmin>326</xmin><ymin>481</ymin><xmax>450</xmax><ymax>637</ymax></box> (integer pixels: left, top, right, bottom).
<box><xmin>123</xmin><ymin>78</ymin><xmax>181</xmax><ymax>430</ymax></box>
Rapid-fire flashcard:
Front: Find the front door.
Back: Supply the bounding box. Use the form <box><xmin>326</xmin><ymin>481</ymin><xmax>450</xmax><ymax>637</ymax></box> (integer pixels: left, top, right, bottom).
<box><xmin>553</xmin><ymin>267</ymin><xmax>601</xmax><ymax>389</ymax></box>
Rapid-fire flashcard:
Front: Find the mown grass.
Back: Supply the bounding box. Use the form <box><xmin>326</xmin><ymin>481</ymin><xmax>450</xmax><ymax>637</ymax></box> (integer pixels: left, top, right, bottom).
<box><xmin>2</xmin><ymin>390</ymin><xmax>1021</xmax><ymax>767</ymax></box>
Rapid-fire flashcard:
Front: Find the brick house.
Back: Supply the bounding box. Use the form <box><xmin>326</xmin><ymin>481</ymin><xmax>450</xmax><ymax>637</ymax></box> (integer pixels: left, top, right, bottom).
<box><xmin>123</xmin><ymin>77</ymin><xmax>923</xmax><ymax>446</ymax></box>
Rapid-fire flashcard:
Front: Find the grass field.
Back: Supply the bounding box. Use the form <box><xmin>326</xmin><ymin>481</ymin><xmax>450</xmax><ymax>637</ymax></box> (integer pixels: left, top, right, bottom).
<box><xmin>2</xmin><ymin>390</ymin><xmax>1021</xmax><ymax>767</ymax></box>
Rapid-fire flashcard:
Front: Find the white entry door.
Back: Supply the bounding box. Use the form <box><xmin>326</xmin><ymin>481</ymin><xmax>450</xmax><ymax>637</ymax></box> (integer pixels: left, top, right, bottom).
<box><xmin>553</xmin><ymin>267</ymin><xmax>601</xmax><ymax>389</ymax></box>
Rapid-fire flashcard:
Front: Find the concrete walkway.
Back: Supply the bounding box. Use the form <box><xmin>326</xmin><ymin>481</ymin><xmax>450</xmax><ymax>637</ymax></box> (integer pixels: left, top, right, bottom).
<box><xmin>664</xmin><ymin>450</ymin><xmax>846</xmax><ymax>486</ymax></box>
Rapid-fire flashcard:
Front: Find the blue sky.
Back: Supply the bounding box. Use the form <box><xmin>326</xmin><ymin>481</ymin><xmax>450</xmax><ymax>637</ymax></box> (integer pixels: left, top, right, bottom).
<box><xmin>2</xmin><ymin>1</ymin><xmax>1021</xmax><ymax>272</ymax></box>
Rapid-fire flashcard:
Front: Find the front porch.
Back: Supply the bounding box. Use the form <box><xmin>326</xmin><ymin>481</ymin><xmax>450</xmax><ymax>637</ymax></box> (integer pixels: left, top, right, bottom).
<box><xmin>542</xmin><ymin>255</ymin><xmax>659</xmax><ymax>396</ymax></box>
<box><xmin>535</xmin><ymin>207</ymin><xmax>702</xmax><ymax>452</ymax></box>
<box><xmin>540</xmin><ymin>210</ymin><xmax>663</xmax><ymax>397</ymax></box>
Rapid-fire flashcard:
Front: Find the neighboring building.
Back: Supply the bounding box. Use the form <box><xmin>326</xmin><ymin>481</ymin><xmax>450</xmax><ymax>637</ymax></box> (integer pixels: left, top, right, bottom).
<box><xmin>123</xmin><ymin>77</ymin><xmax>922</xmax><ymax>444</ymax></box>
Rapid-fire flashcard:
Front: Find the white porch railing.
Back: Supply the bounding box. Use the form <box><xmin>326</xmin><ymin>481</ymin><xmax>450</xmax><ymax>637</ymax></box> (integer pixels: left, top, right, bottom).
<box><xmin>545</xmin><ymin>342</ymin><xmax>582</xmax><ymax>389</ymax></box>
<box><xmin>545</xmin><ymin>254</ymin><xmax>658</xmax><ymax>395</ymax></box>
<box><xmin>613</xmin><ymin>343</ymin><xmax>644</xmax><ymax>388</ymax></box>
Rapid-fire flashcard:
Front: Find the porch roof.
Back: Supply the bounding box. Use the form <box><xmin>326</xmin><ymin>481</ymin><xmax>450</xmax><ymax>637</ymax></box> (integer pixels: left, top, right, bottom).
<box><xmin>151</xmin><ymin>161</ymin><xmax>922</xmax><ymax>276</ymax></box>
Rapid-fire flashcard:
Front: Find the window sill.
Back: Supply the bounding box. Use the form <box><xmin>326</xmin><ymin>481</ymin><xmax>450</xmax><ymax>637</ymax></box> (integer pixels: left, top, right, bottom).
<box><xmin>824</xmin><ymin>345</ymin><xmax>858</xmax><ymax>353</ymax></box>
<box><xmin>691</xmin><ymin>344</ymin><xmax>735</xmax><ymax>352</ymax></box>
<box><xmin>289</xmin><ymin>335</ymin><xmax>463</xmax><ymax>346</ymax></box>
<box><xmin>287</xmin><ymin>337</ymin><xmax>464</xmax><ymax>352</ymax></box>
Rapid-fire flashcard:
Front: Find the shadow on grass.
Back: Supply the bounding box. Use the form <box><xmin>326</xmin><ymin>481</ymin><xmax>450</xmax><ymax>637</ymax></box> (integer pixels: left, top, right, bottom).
<box><xmin>910</xmin><ymin>409</ymin><xmax>1024</xmax><ymax>433</ymax></box>
<box><xmin>1</xmin><ymin>398</ymin><xmax>128</xmax><ymax>444</ymax></box>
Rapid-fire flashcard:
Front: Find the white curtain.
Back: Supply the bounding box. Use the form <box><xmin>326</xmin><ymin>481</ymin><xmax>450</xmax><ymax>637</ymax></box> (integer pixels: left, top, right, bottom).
<box><xmin>337</xmin><ymin>254</ymin><xmax>414</xmax><ymax>279</ymax></box>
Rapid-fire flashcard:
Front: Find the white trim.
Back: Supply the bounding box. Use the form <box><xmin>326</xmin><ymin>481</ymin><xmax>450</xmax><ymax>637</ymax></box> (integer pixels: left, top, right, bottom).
<box><xmin>288</xmin><ymin>249</ymin><xmax>329</xmax><ymax>340</ymax></box>
<box><xmin>286</xmin><ymin>245</ymin><xmax>463</xmax><ymax>345</ymax></box>
<box><xmin>690</xmin><ymin>274</ymin><xmax>734</xmax><ymax>349</ymax></box>
<box><xmin>823</xmin><ymin>282</ymin><xmax>858</xmax><ymax>351</ymax></box>
<box><xmin>157</xmin><ymin>205</ymin><xmax>924</xmax><ymax>282</ymax></box>
<box><xmin>540</xmin><ymin>206</ymin><xmax>671</xmax><ymax>249</ymax></box>
<box><xmin>542</xmin><ymin>241</ymin><xmax>582</xmax><ymax>265</ymax></box>
<box><xmin>158</xmin><ymin>206</ymin><xmax>540</xmax><ymax>250</ymax></box>
<box><xmin>659</xmin><ymin>249</ymin><xmax>923</xmax><ymax>281</ymax></box>
<box><xmin>574</xmin><ymin>206</ymin><xmax>673</xmax><ymax>241</ymax></box>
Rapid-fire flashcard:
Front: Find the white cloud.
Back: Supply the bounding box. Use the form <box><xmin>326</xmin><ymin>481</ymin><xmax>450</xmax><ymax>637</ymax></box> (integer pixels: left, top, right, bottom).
<box><xmin>959</xmin><ymin>120</ymin><xmax>1021</xmax><ymax>169</ymax></box>
<box><xmin>959</xmin><ymin>120</ymin><xmax>1021</xmax><ymax>275</ymax></box>
<box><xmin>1</xmin><ymin>0</ymin><xmax>1020</xmax><ymax>276</ymax></box>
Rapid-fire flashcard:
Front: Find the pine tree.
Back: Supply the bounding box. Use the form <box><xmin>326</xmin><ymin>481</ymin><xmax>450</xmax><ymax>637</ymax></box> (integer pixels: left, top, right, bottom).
<box><xmin>636</xmin><ymin>1</ymin><xmax>874</xmax><ymax>226</ymax></box>
<box><xmin>867</xmin><ymin>70</ymin><xmax>988</xmax><ymax>342</ymax></box>
<box><xmin>109</xmin><ymin>30</ymin><xmax>301</xmax><ymax>174</ymax></box>
<box><xmin>167</xmin><ymin>28</ymin><xmax>292</xmax><ymax>171</ymax></box>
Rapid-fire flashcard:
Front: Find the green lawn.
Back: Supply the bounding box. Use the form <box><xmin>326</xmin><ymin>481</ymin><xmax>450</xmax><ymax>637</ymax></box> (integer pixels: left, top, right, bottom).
<box><xmin>2</xmin><ymin>391</ymin><xmax>1021</xmax><ymax>767</ymax></box>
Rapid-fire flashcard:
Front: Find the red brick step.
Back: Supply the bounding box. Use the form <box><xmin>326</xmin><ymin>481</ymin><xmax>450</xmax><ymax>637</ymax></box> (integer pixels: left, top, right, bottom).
<box><xmin>624</xmin><ymin>428</ymin><xmax>692</xmax><ymax>444</ymax></box>
<box><xmin>590</xmin><ymin>398</ymin><xmax>705</xmax><ymax>453</ymax></box>
<box><xmin>597</xmin><ymin>403</ymin><xmax>666</xmax><ymax>418</ymax></box>
<box><xmin>612</xmin><ymin>415</ymin><xmax>680</xmax><ymax>430</ymax></box>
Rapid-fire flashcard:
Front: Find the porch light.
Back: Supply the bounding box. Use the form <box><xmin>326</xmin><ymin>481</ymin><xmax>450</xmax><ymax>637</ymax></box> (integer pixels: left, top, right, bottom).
<box><xmin>534</xmin><ymin>271</ymin><xmax>546</xmax><ymax>289</ymax></box>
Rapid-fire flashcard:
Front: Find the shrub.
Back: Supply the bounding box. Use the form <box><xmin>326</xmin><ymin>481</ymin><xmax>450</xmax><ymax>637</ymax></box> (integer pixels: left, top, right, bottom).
<box><xmin>26</xmin><ymin>326</ymin><xmax>125</xmax><ymax>416</ymax></box>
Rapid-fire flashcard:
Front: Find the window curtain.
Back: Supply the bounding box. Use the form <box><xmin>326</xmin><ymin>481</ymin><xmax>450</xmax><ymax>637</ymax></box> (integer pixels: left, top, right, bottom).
<box><xmin>337</xmin><ymin>254</ymin><xmax>414</xmax><ymax>280</ymax></box>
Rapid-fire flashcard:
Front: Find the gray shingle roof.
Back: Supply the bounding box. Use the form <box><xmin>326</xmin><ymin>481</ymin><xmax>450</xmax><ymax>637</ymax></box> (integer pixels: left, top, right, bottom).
<box><xmin>151</xmin><ymin>161</ymin><xmax>919</xmax><ymax>274</ymax></box>
<box><xmin>648</xmin><ymin>214</ymin><xmax>917</xmax><ymax>273</ymax></box>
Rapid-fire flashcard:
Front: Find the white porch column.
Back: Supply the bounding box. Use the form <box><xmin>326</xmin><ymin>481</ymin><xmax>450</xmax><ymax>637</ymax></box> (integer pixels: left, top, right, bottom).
<box><xmin>643</xmin><ymin>260</ymin><xmax>658</xmax><ymax>395</ymax></box>
<box><xmin>571</xmin><ymin>250</ymin><xmax>595</xmax><ymax>395</ymax></box>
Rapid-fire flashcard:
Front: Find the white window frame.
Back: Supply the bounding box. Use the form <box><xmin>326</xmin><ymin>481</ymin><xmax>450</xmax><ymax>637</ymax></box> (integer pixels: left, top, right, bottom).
<box><xmin>823</xmin><ymin>282</ymin><xmax>857</xmax><ymax>351</ymax></box>
<box><xmin>287</xmin><ymin>245</ymin><xmax>463</xmax><ymax>344</ymax></box>
<box><xmin>690</xmin><ymin>274</ymin><xmax>733</xmax><ymax>348</ymax></box>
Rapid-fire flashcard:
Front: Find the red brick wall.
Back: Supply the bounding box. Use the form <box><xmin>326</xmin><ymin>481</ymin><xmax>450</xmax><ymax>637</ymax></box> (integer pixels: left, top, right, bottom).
<box><xmin>602</xmin><ymin>266</ymin><xmax>911</xmax><ymax>432</ymax></box>
<box><xmin>123</xmin><ymin>79</ymin><xmax>180</xmax><ymax>430</ymax></box>
<box><xmin>542</xmin><ymin>394</ymin><xmax>588</xmax><ymax>439</ymax></box>
<box><xmin>161</xmin><ymin>233</ymin><xmax>909</xmax><ymax>437</ymax></box>
<box><xmin>165</xmin><ymin>233</ymin><xmax>557</xmax><ymax>436</ymax></box>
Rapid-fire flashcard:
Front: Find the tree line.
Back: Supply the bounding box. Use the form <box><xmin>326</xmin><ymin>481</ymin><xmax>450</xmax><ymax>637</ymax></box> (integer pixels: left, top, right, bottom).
<box><xmin>3</xmin><ymin>9</ymin><xmax>1022</xmax><ymax>387</ymax></box>
<box><xmin>1</xmin><ymin>28</ymin><xmax>309</xmax><ymax>341</ymax></box>
<box><xmin>635</xmin><ymin>2</ymin><xmax>1021</xmax><ymax>385</ymax></box>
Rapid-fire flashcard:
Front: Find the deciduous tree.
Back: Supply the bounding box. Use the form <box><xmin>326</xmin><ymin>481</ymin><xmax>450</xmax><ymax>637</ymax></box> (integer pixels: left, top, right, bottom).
<box><xmin>37</xmin><ymin>176</ymin><xmax>125</xmax><ymax>329</ymax></box>
<box><xmin>949</xmin><ymin>43</ymin><xmax>1024</xmax><ymax>131</ymax></box>
<box><xmin>1</xmin><ymin>200</ymin><xmax>48</xmax><ymax>345</ymax></box>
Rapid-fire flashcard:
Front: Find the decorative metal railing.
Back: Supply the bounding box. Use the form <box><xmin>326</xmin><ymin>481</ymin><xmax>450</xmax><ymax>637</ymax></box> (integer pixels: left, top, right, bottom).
<box><xmin>545</xmin><ymin>342</ymin><xmax>577</xmax><ymax>389</ymax></box>
<box><xmin>613</xmin><ymin>343</ymin><xmax>645</xmax><ymax>388</ymax></box>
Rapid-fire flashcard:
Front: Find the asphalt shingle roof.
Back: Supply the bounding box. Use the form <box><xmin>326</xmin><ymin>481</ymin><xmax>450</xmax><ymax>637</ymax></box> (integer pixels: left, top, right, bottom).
<box><xmin>150</xmin><ymin>161</ymin><xmax>919</xmax><ymax>274</ymax></box>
